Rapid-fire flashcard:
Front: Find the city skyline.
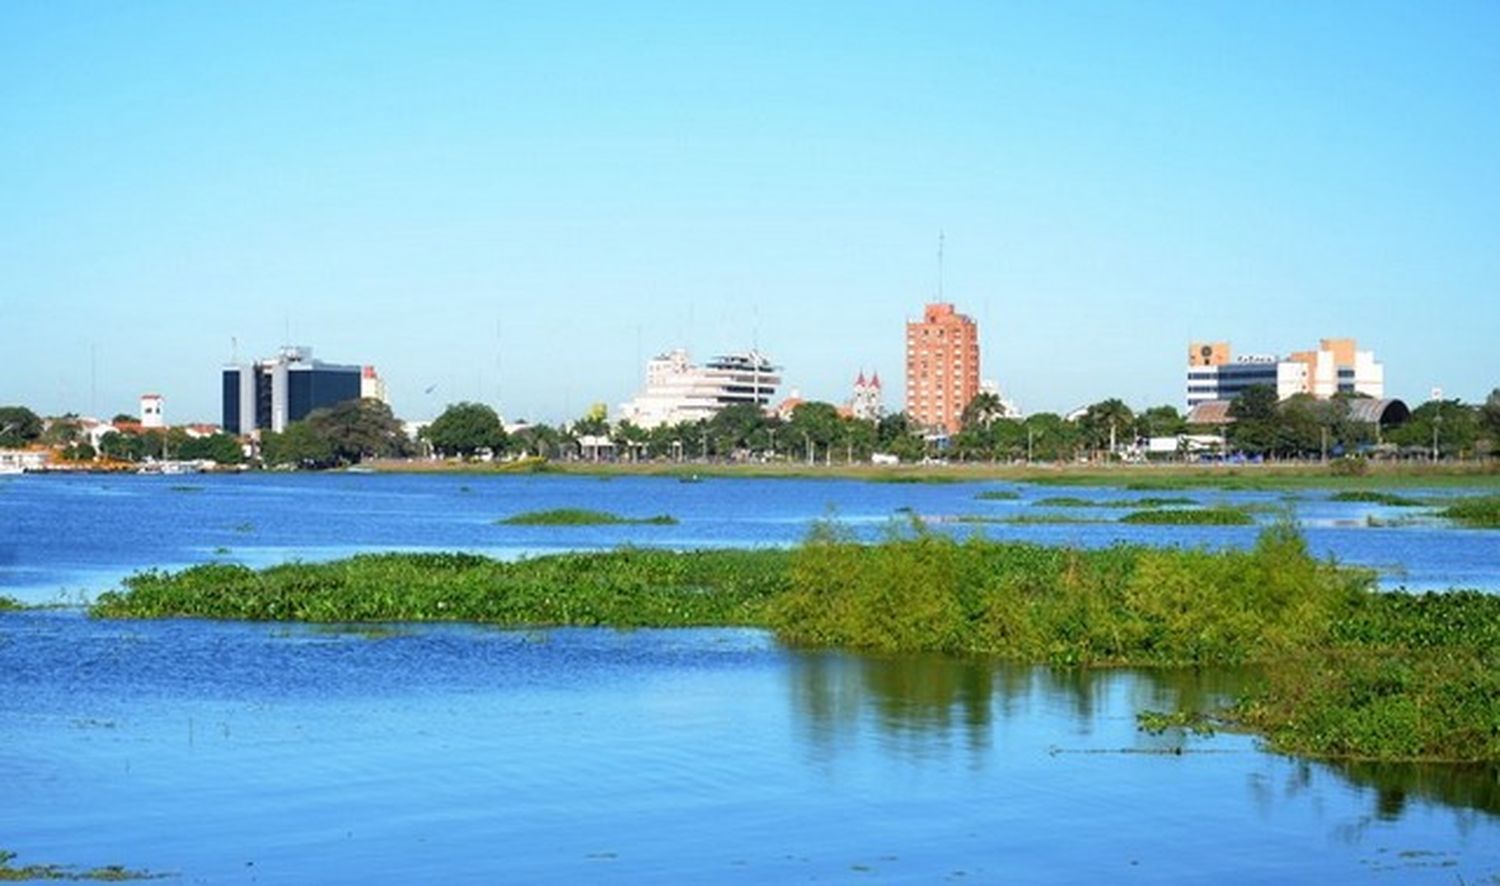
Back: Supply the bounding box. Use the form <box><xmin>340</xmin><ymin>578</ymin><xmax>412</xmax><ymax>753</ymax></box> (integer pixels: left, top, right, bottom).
<box><xmin>4</xmin><ymin>2</ymin><xmax>1497</xmax><ymax>422</ymax></box>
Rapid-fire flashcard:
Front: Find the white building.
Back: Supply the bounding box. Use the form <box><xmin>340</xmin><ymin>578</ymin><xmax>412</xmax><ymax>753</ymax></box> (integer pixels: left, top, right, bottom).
<box><xmin>360</xmin><ymin>365</ymin><xmax>389</xmax><ymax>404</ymax></box>
<box><xmin>140</xmin><ymin>394</ymin><xmax>165</xmax><ymax>428</ymax></box>
<box><xmin>848</xmin><ymin>371</ymin><xmax>884</xmax><ymax>421</ymax></box>
<box><xmin>1186</xmin><ymin>339</ymin><xmax>1383</xmax><ymax>407</ymax></box>
<box><xmin>619</xmin><ymin>349</ymin><xmax>781</xmax><ymax>429</ymax></box>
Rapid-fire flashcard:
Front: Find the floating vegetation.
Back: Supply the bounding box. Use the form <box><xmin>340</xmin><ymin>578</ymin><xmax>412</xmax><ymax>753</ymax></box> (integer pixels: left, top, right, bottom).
<box><xmin>93</xmin><ymin>549</ymin><xmax>783</xmax><ymax>627</ymax></box>
<box><xmin>497</xmin><ymin>509</ymin><xmax>678</xmax><ymax>526</ymax></box>
<box><xmin>1329</xmin><ymin>491</ymin><xmax>1424</xmax><ymax>507</ymax></box>
<box><xmin>1033</xmin><ymin>496</ymin><xmax>1098</xmax><ymax>508</ymax></box>
<box><xmin>1439</xmin><ymin>495</ymin><xmax>1500</xmax><ymax>528</ymax></box>
<box><xmin>0</xmin><ymin>849</ymin><xmax>162</xmax><ymax>881</ymax></box>
<box><xmin>1119</xmin><ymin>507</ymin><xmax>1254</xmax><ymax>526</ymax></box>
<box><xmin>91</xmin><ymin>521</ymin><xmax>1500</xmax><ymax>763</ymax></box>
<box><xmin>1137</xmin><ymin>709</ymin><xmax>1217</xmax><ymax>737</ymax></box>
<box><xmin>167</xmin><ymin>485</ymin><xmax>203</xmax><ymax>493</ymax></box>
<box><xmin>1033</xmin><ymin>495</ymin><xmax>1199</xmax><ymax>509</ymax></box>
<box><xmin>974</xmin><ymin>490</ymin><xmax>1021</xmax><ymax>501</ymax></box>
<box><xmin>865</xmin><ymin>474</ymin><xmax>962</xmax><ymax>485</ymax></box>
<box><xmin>954</xmin><ymin>513</ymin><xmax>1108</xmax><ymax>525</ymax></box>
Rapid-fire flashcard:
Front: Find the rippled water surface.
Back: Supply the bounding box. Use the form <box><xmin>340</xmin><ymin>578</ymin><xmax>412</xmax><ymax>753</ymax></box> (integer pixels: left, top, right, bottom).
<box><xmin>2</xmin><ymin>473</ymin><xmax>1499</xmax><ymax>882</ymax></box>
<box><xmin>2</xmin><ymin>472</ymin><xmax>1498</xmax><ymax>601</ymax></box>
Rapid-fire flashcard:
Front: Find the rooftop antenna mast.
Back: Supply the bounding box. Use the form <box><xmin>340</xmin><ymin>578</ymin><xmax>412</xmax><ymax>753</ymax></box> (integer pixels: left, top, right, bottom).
<box><xmin>938</xmin><ymin>231</ymin><xmax>945</xmax><ymax>301</ymax></box>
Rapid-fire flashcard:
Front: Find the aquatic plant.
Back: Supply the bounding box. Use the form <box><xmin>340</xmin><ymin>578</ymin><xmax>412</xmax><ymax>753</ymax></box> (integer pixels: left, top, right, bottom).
<box><xmin>974</xmin><ymin>490</ymin><xmax>1021</xmax><ymax>500</ymax></box>
<box><xmin>1032</xmin><ymin>496</ymin><xmax>1198</xmax><ymax>509</ymax></box>
<box><xmin>0</xmin><ymin>848</ymin><xmax>160</xmax><ymax>881</ymax></box>
<box><xmin>1439</xmin><ymin>495</ymin><xmax>1500</xmax><ymax>528</ymax></box>
<box><xmin>771</xmin><ymin>519</ymin><xmax>1357</xmax><ymax>666</ymax></box>
<box><xmin>954</xmin><ymin>513</ymin><xmax>1108</xmax><ymax>525</ymax></box>
<box><xmin>1119</xmin><ymin>507</ymin><xmax>1254</xmax><ymax>526</ymax></box>
<box><xmin>90</xmin><ymin>522</ymin><xmax>1500</xmax><ymax>763</ymax></box>
<box><xmin>497</xmin><ymin>509</ymin><xmax>678</xmax><ymax>526</ymax></box>
<box><xmin>93</xmin><ymin>548</ymin><xmax>784</xmax><ymax>627</ymax></box>
<box><xmin>167</xmin><ymin>484</ymin><xmax>203</xmax><ymax>493</ymax></box>
<box><xmin>0</xmin><ymin>596</ymin><xmax>22</xmax><ymax>611</ymax></box>
<box><xmin>1328</xmin><ymin>491</ymin><xmax>1423</xmax><ymax>506</ymax></box>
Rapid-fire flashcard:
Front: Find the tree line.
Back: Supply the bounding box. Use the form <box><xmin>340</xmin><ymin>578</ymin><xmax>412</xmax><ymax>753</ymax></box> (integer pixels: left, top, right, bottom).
<box><xmin>4</xmin><ymin>384</ymin><xmax>1498</xmax><ymax>469</ymax></box>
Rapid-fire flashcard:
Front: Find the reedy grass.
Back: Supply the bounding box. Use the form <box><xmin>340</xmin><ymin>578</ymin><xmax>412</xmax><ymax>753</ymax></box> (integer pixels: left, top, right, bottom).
<box><xmin>974</xmin><ymin>489</ymin><xmax>1022</xmax><ymax>500</ymax></box>
<box><xmin>0</xmin><ymin>596</ymin><xmax>21</xmax><ymax>611</ymax></box>
<box><xmin>497</xmin><ymin>509</ymin><xmax>678</xmax><ymax>526</ymax></box>
<box><xmin>1439</xmin><ymin>494</ymin><xmax>1500</xmax><ymax>528</ymax></box>
<box><xmin>1119</xmin><ymin>507</ymin><xmax>1255</xmax><ymax>525</ymax></box>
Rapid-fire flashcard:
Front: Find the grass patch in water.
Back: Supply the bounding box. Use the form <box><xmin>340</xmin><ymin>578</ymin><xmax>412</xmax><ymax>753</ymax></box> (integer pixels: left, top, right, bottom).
<box><xmin>0</xmin><ymin>596</ymin><xmax>22</xmax><ymax>611</ymax></box>
<box><xmin>956</xmin><ymin>513</ymin><xmax>1109</xmax><ymax>525</ymax></box>
<box><xmin>497</xmin><ymin>509</ymin><xmax>678</xmax><ymax>526</ymax></box>
<box><xmin>1033</xmin><ymin>495</ymin><xmax>1199</xmax><ymax>509</ymax></box>
<box><xmin>1438</xmin><ymin>495</ymin><xmax>1500</xmax><ymax>528</ymax></box>
<box><xmin>0</xmin><ymin>849</ymin><xmax>162</xmax><ymax>881</ymax></box>
<box><xmin>1119</xmin><ymin>507</ymin><xmax>1254</xmax><ymax>526</ymax></box>
<box><xmin>1329</xmin><ymin>491</ymin><xmax>1424</xmax><ymax>507</ymax></box>
<box><xmin>974</xmin><ymin>489</ymin><xmax>1022</xmax><ymax>501</ymax></box>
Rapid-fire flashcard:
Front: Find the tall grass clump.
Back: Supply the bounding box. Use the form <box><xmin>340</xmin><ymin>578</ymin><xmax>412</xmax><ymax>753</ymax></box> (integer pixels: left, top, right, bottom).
<box><xmin>0</xmin><ymin>596</ymin><xmax>21</xmax><ymax>611</ymax></box>
<box><xmin>1439</xmin><ymin>495</ymin><xmax>1500</xmax><ymax>528</ymax></box>
<box><xmin>769</xmin><ymin>519</ymin><xmax>1360</xmax><ymax>666</ymax></box>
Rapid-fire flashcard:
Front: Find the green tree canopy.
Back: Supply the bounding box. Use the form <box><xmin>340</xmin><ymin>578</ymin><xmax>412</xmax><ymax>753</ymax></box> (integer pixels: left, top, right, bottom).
<box><xmin>1227</xmin><ymin>385</ymin><xmax>1280</xmax><ymax>456</ymax></box>
<box><xmin>306</xmin><ymin>398</ymin><xmax>411</xmax><ymax>464</ymax></box>
<box><xmin>425</xmin><ymin>402</ymin><xmax>506</xmax><ymax>458</ymax></box>
<box><xmin>261</xmin><ymin>422</ymin><xmax>336</xmax><ymax>468</ymax></box>
<box><xmin>0</xmin><ymin>406</ymin><xmax>43</xmax><ymax>447</ymax></box>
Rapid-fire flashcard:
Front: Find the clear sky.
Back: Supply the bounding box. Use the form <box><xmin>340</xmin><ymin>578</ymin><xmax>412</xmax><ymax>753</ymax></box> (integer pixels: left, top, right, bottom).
<box><xmin>3</xmin><ymin>1</ymin><xmax>1496</xmax><ymax>423</ymax></box>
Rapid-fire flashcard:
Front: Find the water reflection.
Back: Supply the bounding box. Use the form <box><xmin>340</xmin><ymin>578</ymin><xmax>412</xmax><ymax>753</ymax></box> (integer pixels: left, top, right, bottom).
<box><xmin>787</xmin><ymin>649</ymin><xmax>1500</xmax><ymax>821</ymax></box>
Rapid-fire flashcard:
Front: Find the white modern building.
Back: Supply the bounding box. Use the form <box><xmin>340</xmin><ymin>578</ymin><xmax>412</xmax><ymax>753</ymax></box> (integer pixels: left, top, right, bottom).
<box><xmin>619</xmin><ymin>349</ymin><xmax>781</xmax><ymax>429</ymax></box>
<box><xmin>1186</xmin><ymin>339</ymin><xmax>1384</xmax><ymax>407</ymax></box>
<box><xmin>139</xmin><ymin>394</ymin><xmax>165</xmax><ymax>428</ymax></box>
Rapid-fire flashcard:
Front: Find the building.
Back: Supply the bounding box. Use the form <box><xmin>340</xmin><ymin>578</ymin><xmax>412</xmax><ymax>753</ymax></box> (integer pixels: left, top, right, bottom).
<box><xmin>139</xmin><ymin>394</ymin><xmax>164</xmax><ymax>429</ymax></box>
<box><xmin>1186</xmin><ymin>338</ymin><xmax>1384</xmax><ymax>407</ymax></box>
<box><xmin>618</xmin><ymin>349</ymin><xmax>780</xmax><ymax>430</ymax></box>
<box><xmin>222</xmin><ymin>346</ymin><xmax>365</xmax><ymax>435</ymax></box>
<box><xmin>848</xmin><ymin>371</ymin><xmax>884</xmax><ymax>421</ymax></box>
<box><xmin>360</xmin><ymin>366</ymin><xmax>389</xmax><ymax>404</ymax></box>
<box><xmin>905</xmin><ymin>303</ymin><xmax>980</xmax><ymax>434</ymax></box>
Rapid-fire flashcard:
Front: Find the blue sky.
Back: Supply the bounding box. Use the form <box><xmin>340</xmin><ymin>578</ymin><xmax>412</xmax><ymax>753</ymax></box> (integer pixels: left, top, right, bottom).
<box><xmin>3</xmin><ymin>1</ymin><xmax>1496</xmax><ymax>423</ymax></box>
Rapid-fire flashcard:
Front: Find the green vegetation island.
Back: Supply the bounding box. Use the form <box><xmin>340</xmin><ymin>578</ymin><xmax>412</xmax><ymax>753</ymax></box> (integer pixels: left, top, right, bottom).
<box><xmin>91</xmin><ymin>521</ymin><xmax>1500</xmax><ymax>764</ymax></box>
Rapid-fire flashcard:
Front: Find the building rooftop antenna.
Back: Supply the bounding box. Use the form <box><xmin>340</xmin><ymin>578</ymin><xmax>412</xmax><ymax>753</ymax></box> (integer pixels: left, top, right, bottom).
<box><xmin>938</xmin><ymin>230</ymin><xmax>945</xmax><ymax>301</ymax></box>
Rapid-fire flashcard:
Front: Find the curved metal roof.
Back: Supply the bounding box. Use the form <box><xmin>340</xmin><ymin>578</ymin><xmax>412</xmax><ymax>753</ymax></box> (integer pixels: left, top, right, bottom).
<box><xmin>1347</xmin><ymin>398</ymin><xmax>1410</xmax><ymax>425</ymax></box>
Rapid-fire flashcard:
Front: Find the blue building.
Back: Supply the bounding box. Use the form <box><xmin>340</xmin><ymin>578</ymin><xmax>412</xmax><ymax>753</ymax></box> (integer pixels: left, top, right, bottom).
<box><xmin>222</xmin><ymin>347</ymin><xmax>363</xmax><ymax>435</ymax></box>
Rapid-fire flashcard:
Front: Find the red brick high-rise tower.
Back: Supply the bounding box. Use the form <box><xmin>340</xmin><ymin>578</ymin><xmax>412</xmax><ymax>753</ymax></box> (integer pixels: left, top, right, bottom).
<box><xmin>904</xmin><ymin>302</ymin><xmax>980</xmax><ymax>434</ymax></box>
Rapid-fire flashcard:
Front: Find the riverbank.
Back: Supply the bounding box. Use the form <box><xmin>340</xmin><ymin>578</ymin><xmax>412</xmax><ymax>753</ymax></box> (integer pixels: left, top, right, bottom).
<box><xmin>361</xmin><ymin>456</ymin><xmax>1500</xmax><ymax>490</ymax></box>
<box><xmin>88</xmin><ymin>523</ymin><xmax>1500</xmax><ymax>764</ymax></box>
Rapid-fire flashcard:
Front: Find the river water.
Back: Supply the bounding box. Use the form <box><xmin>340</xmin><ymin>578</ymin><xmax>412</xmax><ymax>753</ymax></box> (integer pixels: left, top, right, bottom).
<box><xmin>2</xmin><ymin>473</ymin><xmax>1498</xmax><ymax>882</ymax></box>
